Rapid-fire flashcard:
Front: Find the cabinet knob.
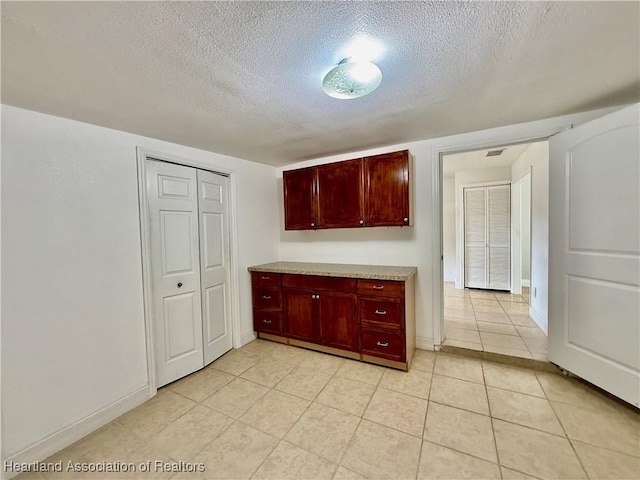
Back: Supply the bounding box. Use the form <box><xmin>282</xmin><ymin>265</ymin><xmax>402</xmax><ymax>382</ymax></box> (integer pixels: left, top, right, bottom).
<box><xmin>311</xmin><ymin>222</ymin><xmax>315</xmax><ymax>227</ymax></box>
<box><xmin>359</xmin><ymin>219</ymin><xmax>364</xmax><ymax>225</ymax></box>
<box><xmin>177</xmin><ymin>282</ymin><xmax>183</xmax><ymax>288</ymax></box>
<box><xmin>403</xmin><ymin>217</ymin><xmax>409</xmax><ymax>223</ymax></box>
<box><xmin>376</xmin><ymin>341</ymin><xmax>389</xmax><ymax>347</ymax></box>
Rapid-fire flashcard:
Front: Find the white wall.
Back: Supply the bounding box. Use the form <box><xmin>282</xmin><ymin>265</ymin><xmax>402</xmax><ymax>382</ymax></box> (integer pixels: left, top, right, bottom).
<box><xmin>454</xmin><ymin>167</ymin><xmax>512</xmax><ymax>289</ymax></box>
<box><xmin>277</xmin><ymin>107</ymin><xmax>618</xmax><ymax>348</ymax></box>
<box><xmin>1</xmin><ymin>106</ymin><xmax>279</xmax><ymax>464</ymax></box>
<box><xmin>442</xmin><ymin>177</ymin><xmax>456</xmax><ymax>282</ymax></box>
<box><xmin>512</xmin><ymin>141</ymin><xmax>549</xmax><ymax>332</ymax></box>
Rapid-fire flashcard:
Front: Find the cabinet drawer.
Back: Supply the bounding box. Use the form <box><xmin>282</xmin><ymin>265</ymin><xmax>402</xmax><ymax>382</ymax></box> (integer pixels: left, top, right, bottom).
<box><xmin>283</xmin><ymin>274</ymin><xmax>356</xmax><ymax>293</ymax></box>
<box><xmin>359</xmin><ymin>297</ymin><xmax>403</xmax><ymax>329</ymax></box>
<box><xmin>253</xmin><ymin>287</ymin><xmax>282</xmax><ymax>310</ymax></box>
<box><xmin>251</xmin><ymin>272</ymin><xmax>282</xmax><ymax>287</ymax></box>
<box><xmin>253</xmin><ymin>310</ymin><xmax>282</xmax><ymax>335</ymax></box>
<box><xmin>361</xmin><ymin>328</ymin><xmax>405</xmax><ymax>362</ymax></box>
<box><xmin>357</xmin><ymin>279</ymin><xmax>404</xmax><ymax>298</ymax></box>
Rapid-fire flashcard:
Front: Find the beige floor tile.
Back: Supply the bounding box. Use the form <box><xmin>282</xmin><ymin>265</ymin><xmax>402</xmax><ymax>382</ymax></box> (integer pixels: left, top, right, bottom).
<box><xmin>536</xmin><ymin>373</ymin><xmax>612</xmax><ymax>411</ymax></box>
<box><xmin>482</xmin><ymin>363</ymin><xmax>545</xmax><ymax>397</ymax></box>
<box><xmin>482</xmin><ymin>344</ymin><xmax>534</xmax><ymax>359</ymax></box>
<box><xmin>434</xmin><ymin>353</ymin><xmax>484</xmax><ymax>384</ymax></box>
<box><xmin>417</xmin><ymin>441</ymin><xmax>500</xmax><ymax>479</ymax></box>
<box><xmin>14</xmin><ymin>473</ymin><xmax>44</xmax><ymax>480</ymax></box>
<box><xmin>444</xmin><ymin>289</ymin><xmax>470</xmax><ymax>298</ymax></box>
<box><xmin>102</xmin><ymin>443</ymin><xmax>175</xmax><ymax>479</ymax></box>
<box><xmin>237</xmin><ymin>339</ymin><xmax>280</xmax><ymax>357</ymax></box>
<box><xmin>493</xmin><ymin>419</ymin><xmax>586</xmax><ymax>479</ymax></box>
<box><xmin>181</xmin><ymin>422</ymin><xmax>278</xmax><ymax>479</ymax></box>
<box><xmin>472</xmin><ymin>303</ymin><xmax>505</xmax><ymax>314</ymax></box>
<box><xmin>275</xmin><ymin>366</ymin><xmax>333</xmax><ymax>400</ymax></box>
<box><xmin>47</xmin><ymin>422</ymin><xmax>141</xmax><ymax>464</ymax></box>
<box><xmin>412</xmin><ymin>349</ymin><xmax>436</xmax><ymax>372</ymax></box>
<box><xmin>494</xmin><ymin>293</ymin><xmax>526</xmax><ymax>303</ymax></box>
<box><xmin>340</xmin><ymin>420</ymin><xmax>421</xmax><ymax>480</ymax></box>
<box><xmin>474</xmin><ymin>311</ymin><xmax>512</xmax><ymax>324</ymax></box>
<box><xmin>423</xmin><ymin>402</ymin><xmax>497</xmax><ymax>462</ymax></box>
<box><xmin>252</xmin><ymin>441</ymin><xmax>336</xmax><ymax>480</ymax></box>
<box><xmin>363</xmin><ymin>387</ymin><xmax>428</xmax><ymax>437</ymax></box>
<box><xmin>514</xmin><ymin>325</ymin><xmax>546</xmax><ymax>339</ymax></box>
<box><xmin>499</xmin><ymin>467</ymin><xmax>540</xmax><ymax>479</ymax></box>
<box><xmin>336</xmin><ymin>359</ymin><xmax>384</xmax><ymax>385</ymax></box>
<box><xmin>530</xmin><ymin>352</ymin><xmax>548</xmax><ymax>361</ymax></box>
<box><xmin>151</xmin><ymin>404</ymin><xmax>233</xmax><ymax>460</ymax></box>
<box><xmin>500</xmin><ymin>303</ymin><xmax>530</xmax><ymax>315</ymax></box>
<box><xmin>572</xmin><ymin>440</ymin><xmax>640</xmax><ymax>480</ymax></box>
<box><xmin>468</xmin><ymin>290</ymin><xmax>498</xmax><ymax>300</ymax></box>
<box><xmin>444</xmin><ymin>308</ymin><xmax>476</xmax><ymax>320</ymax></box>
<box><xmin>239</xmin><ymin>359</ymin><xmax>295</xmax><ymax>388</ymax></box>
<box><xmin>240</xmin><ymin>389</ymin><xmax>309</xmax><ymax>438</ymax></box>
<box><xmin>379</xmin><ymin>367</ymin><xmax>431</xmax><ymax>399</ymax></box>
<box><xmin>285</xmin><ymin>403</ymin><xmax>360</xmax><ymax>463</ymax></box>
<box><xmin>260</xmin><ymin>344</ymin><xmax>315</xmax><ymax>365</ymax></box>
<box><xmin>444</xmin><ymin>326</ymin><xmax>482</xmax><ymax>344</ymax></box>
<box><xmin>429</xmin><ymin>374</ymin><xmax>489</xmax><ymax>415</ymax></box>
<box><xmin>116</xmin><ymin>390</ymin><xmax>196</xmax><ymax>438</ymax></box>
<box><xmin>298</xmin><ymin>350</ymin><xmax>346</xmax><ymax>375</ymax></box>
<box><xmin>487</xmin><ymin>388</ymin><xmax>564</xmax><ymax>435</ymax></box>
<box><xmin>169</xmin><ymin>367</ymin><xmax>235</xmax><ymax>402</ymax></box>
<box><xmin>444</xmin><ymin>298</ymin><xmax>474</xmax><ymax>309</ymax></box>
<box><xmin>202</xmin><ymin>377</ymin><xmax>269</xmax><ymax>419</ymax></box>
<box><xmin>444</xmin><ymin>317</ymin><xmax>478</xmax><ymax>330</ymax></box>
<box><xmin>521</xmin><ymin>336</ymin><xmax>547</xmax><ymax>354</ymax></box>
<box><xmin>470</xmin><ymin>299</ymin><xmax>502</xmax><ymax>308</ymax></box>
<box><xmin>315</xmin><ymin>376</ymin><xmax>375</xmax><ymax>416</ymax></box>
<box><xmin>508</xmin><ymin>315</ymin><xmax>538</xmax><ymax>327</ymax></box>
<box><xmin>477</xmin><ymin>321</ymin><xmax>518</xmax><ymax>336</ymax></box>
<box><xmin>210</xmin><ymin>348</ymin><xmax>259</xmax><ymax>376</ymax></box>
<box><xmin>480</xmin><ymin>332</ymin><xmax>529</xmax><ymax>351</ymax></box>
<box><xmin>441</xmin><ymin>338</ymin><xmax>483</xmax><ymax>351</ymax></box>
<box><xmin>332</xmin><ymin>466</ymin><xmax>367</xmax><ymax>479</ymax></box>
<box><xmin>552</xmin><ymin>400</ymin><xmax>640</xmax><ymax>457</ymax></box>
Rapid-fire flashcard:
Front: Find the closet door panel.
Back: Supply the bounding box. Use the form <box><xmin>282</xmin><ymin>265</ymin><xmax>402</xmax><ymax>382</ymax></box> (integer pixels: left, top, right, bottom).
<box><xmin>464</xmin><ymin>188</ymin><xmax>487</xmax><ymax>288</ymax></box>
<box><xmin>488</xmin><ymin>185</ymin><xmax>511</xmax><ymax>290</ymax></box>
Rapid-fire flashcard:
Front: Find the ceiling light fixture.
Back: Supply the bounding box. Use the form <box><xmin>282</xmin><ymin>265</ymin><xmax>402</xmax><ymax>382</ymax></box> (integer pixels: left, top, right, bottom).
<box><xmin>322</xmin><ymin>57</ymin><xmax>382</xmax><ymax>100</ymax></box>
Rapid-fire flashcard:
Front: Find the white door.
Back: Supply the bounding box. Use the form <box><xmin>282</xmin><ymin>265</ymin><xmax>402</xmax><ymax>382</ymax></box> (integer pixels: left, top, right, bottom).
<box><xmin>197</xmin><ymin>170</ymin><xmax>233</xmax><ymax>365</ymax></box>
<box><xmin>146</xmin><ymin>160</ymin><xmax>204</xmax><ymax>387</ymax></box>
<box><xmin>465</xmin><ymin>184</ymin><xmax>511</xmax><ymax>290</ymax></box>
<box><xmin>548</xmin><ymin>104</ymin><xmax>639</xmax><ymax>406</ymax></box>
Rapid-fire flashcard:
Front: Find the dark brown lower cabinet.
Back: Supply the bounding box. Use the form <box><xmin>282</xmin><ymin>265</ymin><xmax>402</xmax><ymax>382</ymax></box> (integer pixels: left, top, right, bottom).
<box><xmin>251</xmin><ymin>271</ymin><xmax>415</xmax><ymax>370</ymax></box>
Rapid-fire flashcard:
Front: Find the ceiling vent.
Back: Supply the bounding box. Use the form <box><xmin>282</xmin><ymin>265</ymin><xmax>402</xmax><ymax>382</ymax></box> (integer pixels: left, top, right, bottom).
<box><xmin>486</xmin><ymin>149</ymin><xmax>505</xmax><ymax>157</ymax></box>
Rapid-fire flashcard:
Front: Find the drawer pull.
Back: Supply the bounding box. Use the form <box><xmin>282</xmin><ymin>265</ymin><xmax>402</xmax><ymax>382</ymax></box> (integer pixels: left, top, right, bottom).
<box><xmin>372</xmin><ymin>285</ymin><xmax>384</xmax><ymax>290</ymax></box>
<box><xmin>376</xmin><ymin>341</ymin><xmax>389</xmax><ymax>347</ymax></box>
<box><xmin>262</xmin><ymin>295</ymin><xmax>271</xmax><ymax>300</ymax></box>
<box><xmin>262</xmin><ymin>319</ymin><xmax>272</xmax><ymax>324</ymax></box>
<box><xmin>261</xmin><ymin>275</ymin><xmax>270</xmax><ymax>280</ymax></box>
<box><xmin>375</xmin><ymin>310</ymin><xmax>387</xmax><ymax>315</ymax></box>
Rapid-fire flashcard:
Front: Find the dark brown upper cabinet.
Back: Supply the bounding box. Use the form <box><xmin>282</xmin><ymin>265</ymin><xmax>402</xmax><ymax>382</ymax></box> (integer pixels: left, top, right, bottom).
<box><xmin>316</xmin><ymin>159</ymin><xmax>364</xmax><ymax>229</ymax></box>
<box><xmin>283</xmin><ymin>167</ymin><xmax>316</xmax><ymax>230</ymax></box>
<box><xmin>364</xmin><ymin>150</ymin><xmax>410</xmax><ymax>227</ymax></box>
<box><xmin>283</xmin><ymin>150</ymin><xmax>411</xmax><ymax>230</ymax></box>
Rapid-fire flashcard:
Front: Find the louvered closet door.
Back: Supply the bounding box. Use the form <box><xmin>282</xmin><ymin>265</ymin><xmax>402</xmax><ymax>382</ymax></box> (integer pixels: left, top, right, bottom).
<box><xmin>464</xmin><ymin>188</ymin><xmax>487</xmax><ymax>288</ymax></box>
<box><xmin>464</xmin><ymin>185</ymin><xmax>511</xmax><ymax>290</ymax></box>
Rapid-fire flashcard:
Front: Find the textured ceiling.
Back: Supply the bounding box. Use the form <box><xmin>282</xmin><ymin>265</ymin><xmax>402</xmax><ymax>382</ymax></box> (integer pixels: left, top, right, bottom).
<box><xmin>442</xmin><ymin>143</ymin><xmax>534</xmax><ymax>178</ymax></box>
<box><xmin>2</xmin><ymin>2</ymin><xmax>639</xmax><ymax>166</ymax></box>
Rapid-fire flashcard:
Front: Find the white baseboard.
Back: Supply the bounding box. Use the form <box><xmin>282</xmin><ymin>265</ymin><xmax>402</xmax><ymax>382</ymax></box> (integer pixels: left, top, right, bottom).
<box><xmin>529</xmin><ymin>306</ymin><xmax>548</xmax><ymax>335</ymax></box>
<box><xmin>521</xmin><ymin>279</ymin><xmax>530</xmax><ymax>287</ymax></box>
<box><xmin>416</xmin><ymin>336</ymin><xmax>434</xmax><ymax>350</ymax></box>
<box><xmin>454</xmin><ymin>281</ymin><xmax>462</xmax><ymax>290</ymax></box>
<box><xmin>240</xmin><ymin>330</ymin><xmax>257</xmax><ymax>347</ymax></box>
<box><xmin>3</xmin><ymin>386</ymin><xmax>151</xmax><ymax>480</ymax></box>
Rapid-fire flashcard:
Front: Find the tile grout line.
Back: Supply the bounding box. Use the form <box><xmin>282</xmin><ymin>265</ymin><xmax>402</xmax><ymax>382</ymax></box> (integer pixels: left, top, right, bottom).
<box><xmin>480</xmin><ymin>360</ymin><xmax>504</xmax><ymax>480</ymax></box>
<box><xmin>414</xmin><ymin>352</ymin><xmax>437</xmax><ymax>480</ymax></box>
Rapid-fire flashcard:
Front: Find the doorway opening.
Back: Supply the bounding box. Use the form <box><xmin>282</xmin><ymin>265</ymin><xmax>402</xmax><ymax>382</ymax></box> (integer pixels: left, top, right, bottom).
<box><xmin>440</xmin><ymin>141</ymin><xmax>549</xmax><ymax>362</ymax></box>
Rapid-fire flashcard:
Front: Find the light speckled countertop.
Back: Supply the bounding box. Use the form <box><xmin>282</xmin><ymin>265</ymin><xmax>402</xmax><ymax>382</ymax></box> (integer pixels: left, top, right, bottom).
<box><xmin>248</xmin><ymin>261</ymin><xmax>417</xmax><ymax>281</ymax></box>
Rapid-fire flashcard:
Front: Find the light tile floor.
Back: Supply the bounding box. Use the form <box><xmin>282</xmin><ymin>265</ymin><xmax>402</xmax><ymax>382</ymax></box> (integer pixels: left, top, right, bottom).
<box><xmin>443</xmin><ymin>282</ymin><xmax>548</xmax><ymax>361</ymax></box>
<box><xmin>21</xmin><ymin>340</ymin><xmax>639</xmax><ymax>480</ymax></box>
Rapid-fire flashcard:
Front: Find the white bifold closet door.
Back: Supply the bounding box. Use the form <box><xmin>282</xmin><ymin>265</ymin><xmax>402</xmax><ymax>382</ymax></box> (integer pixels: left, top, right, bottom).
<box><xmin>464</xmin><ymin>184</ymin><xmax>511</xmax><ymax>290</ymax></box>
<box><xmin>146</xmin><ymin>160</ymin><xmax>232</xmax><ymax>387</ymax></box>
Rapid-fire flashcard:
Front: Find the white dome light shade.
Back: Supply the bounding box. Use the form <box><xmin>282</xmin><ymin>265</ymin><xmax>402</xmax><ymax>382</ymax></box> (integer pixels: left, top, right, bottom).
<box><xmin>322</xmin><ymin>58</ymin><xmax>382</xmax><ymax>99</ymax></box>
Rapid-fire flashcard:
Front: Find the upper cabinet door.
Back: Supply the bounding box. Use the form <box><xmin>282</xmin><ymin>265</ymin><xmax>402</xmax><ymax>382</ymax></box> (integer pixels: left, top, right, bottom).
<box><xmin>316</xmin><ymin>159</ymin><xmax>364</xmax><ymax>228</ymax></box>
<box><xmin>284</xmin><ymin>167</ymin><xmax>316</xmax><ymax>230</ymax></box>
<box><xmin>364</xmin><ymin>151</ymin><xmax>410</xmax><ymax>226</ymax></box>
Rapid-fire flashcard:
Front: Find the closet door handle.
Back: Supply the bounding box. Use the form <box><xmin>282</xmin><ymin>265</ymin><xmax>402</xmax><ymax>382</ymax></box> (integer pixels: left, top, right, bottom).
<box><xmin>177</xmin><ymin>282</ymin><xmax>183</xmax><ymax>288</ymax></box>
